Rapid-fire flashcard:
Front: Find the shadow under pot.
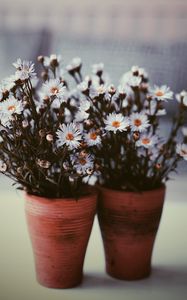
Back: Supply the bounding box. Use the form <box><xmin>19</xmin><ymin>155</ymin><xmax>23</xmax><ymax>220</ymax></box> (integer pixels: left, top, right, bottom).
<box><xmin>25</xmin><ymin>190</ymin><xmax>97</xmax><ymax>289</ymax></box>
<box><xmin>97</xmin><ymin>185</ymin><xmax>165</xmax><ymax>280</ymax></box>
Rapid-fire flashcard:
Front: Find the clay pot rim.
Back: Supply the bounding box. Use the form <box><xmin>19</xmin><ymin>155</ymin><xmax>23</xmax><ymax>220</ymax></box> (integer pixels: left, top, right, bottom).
<box><xmin>24</xmin><ymin>186</ymin><xmax>97</xmax><ymax>203</ymax></box>
<box><xmin>98</xmin><ymin>183</ymin><xmax>166</xmax><ymax>197</ymax></box>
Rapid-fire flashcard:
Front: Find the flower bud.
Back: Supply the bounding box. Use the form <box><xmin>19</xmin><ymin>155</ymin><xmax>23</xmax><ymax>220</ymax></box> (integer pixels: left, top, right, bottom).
<box><xmin>37</xmin><ymin>55</ymin><xmax>44</xmax><ymax>63</ymax></box>
<box><xmin>50</xmin><ymin>58</ymin><xmax>59</xmax><ymax>68</ymax></box>
<box><xmin>37</xmin><ymin>159</ymin><xmax>51</xmax><ymax>169</ymax></box>
<box><xmin>17</xmin><ymin>167</ymin><xmax>22</xmax><ymax>174</ymax></box>
<box><xmin>41</xmin><ymin>71</ymin><xmax>48</xmax><ymax>81</ymax></box>
<box><xmin>63</xmin><ymin>162</ymin><xmax>69</xmax><ymax>170</ymax></box>
<box><xmin>108</xmin><ymin>85</ymin><xmax>116</xmax><ymax>95</ymax></box>
<box><xmin>86</xmin><ymin>168</ymin><xmax>93</xmax><ymax>175</ymax></box>
<box><xmin>76</xmin><ymin>169</ymin><xmax>83</xmax><ymax>175</ymax></box>
<box><xmin>39</xmin><ymin>129</ymin><xmax>46</xmax><ymax>138</ymax></box>
<box><xmin>22</xmin><ymin>120</ymin><xmax>29</xmax><ymax>128</ymax></box>
<box><xmin>155</xmin><ymin>163</ymin><xmax>161</xmax><ymax>169</ymax></box>
<box><xmin>46</xmin><ymin>134</ymin><xmax>53</xmax><ymax>142</ymax></box>
<box><xmin>133</xmin><ymin>132</ymin><xmax>140</xmax><ymax>141</ymax></box>
<box><xmin>80</xmin><ymin>150</ymin><xmax>87</xmax><ymax>157</ymax></box>
<box><xmin>0</xmin><ymin>161</ymin><xmax>7</xmax><ymax>172</ymax></box>
<box><xmin>69</xmin><ymin>175</ymin><xmax>75</xmax><ymax>183</ymax></box>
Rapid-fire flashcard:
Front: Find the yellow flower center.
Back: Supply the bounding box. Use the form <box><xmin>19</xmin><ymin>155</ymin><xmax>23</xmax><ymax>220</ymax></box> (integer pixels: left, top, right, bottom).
<box><xmin>8</xmin><ymin>105</ymin><xmax>16</xmax><ymax>112</ymax></box>
<box><xmin>90</xmin><ymin>132</ymin><xmax>97</xmax><ymax>140</ymax></box>
<box><xmin>112</xmin><ymin>121</ymin><xmax>121</xmax><ymax>128</ymax></box>
<box><xmin>142</xmin><ymin>138</ymin><xmax>150</xmax><ymax>145</ymax></box>
<box><xmin>134</xmin><ymin>119</ymin><xmax>142</xmax><ymax>127</ymax></box>
<box><xmin>50</xmin><ymin>86</ymin><xmax>59</xmax><ymax>94</ymax></box>
<box><xmin>79</xmin><ymin>158</ymin><xmax>87</xmax><ymax>165</ymax></box>
<box><xmin>66</xmin><ymin>133</ymin><xmax>74</xmax><ymax>141</ymax></box>
<box><xmin>155</xmin><ymin>90</ymin><xmax>164</xmax><ymax>97</ymax></box>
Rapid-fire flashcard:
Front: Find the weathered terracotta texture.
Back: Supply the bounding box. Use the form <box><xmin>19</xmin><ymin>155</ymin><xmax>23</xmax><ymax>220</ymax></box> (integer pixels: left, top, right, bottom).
<box><xmin>98</xmin><ymin>186</ymin><xmax>165</xmax><ymax>280</ymax></box>
<box><xmin>25</xmin><ymin>191</ymin><xmax>97</xmax><ymax>288</ymax></box>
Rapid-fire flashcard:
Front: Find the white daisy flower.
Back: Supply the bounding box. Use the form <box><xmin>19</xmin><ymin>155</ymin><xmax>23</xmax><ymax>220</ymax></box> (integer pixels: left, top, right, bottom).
<box><xmin>42</xmin><ymin>79</ymin><xmax>66</xmax><ymax>100</ymax></box>
<box><xmin>66</xmin><ymin>88</ymin><xmax>79</xmax><ymax>101</ymax></box>
<box><xmin>121</xmin><ymin>71</ymin><xmax>132</xmax><ymax>85</ymax></box>
<box><xmin>138</xmin><ymin>68</ymin><xmax>148</xmax><ymax>79</ymax></box>
<box><xmin>122</xmin><ymin>99</ymin><xmax>129</xmax><ymax>108</ymax></box>
<box><xmin>0</xmin><ymin>96</ymin><xmax>24</xmax><ymax>126</ymax></box>
<box><xmin>90</xmin><ymin>80</ymin><xmax>111</xmax><ymax>100</ymax></box>
<box><xmin>0</xmin><ymin>82</ymin><xmax>9</xmax><ymax>100</ymax></box>
<box><xmin>66</xmin><ymin>57</ymin><xmax>82</xmax><ymax>72</ymax></box>
<box><xmin>121</xmin><ymin>70</ymin><xmax>142</xmax><ymax>88</ymax></box>
<box><xmin>79</xmin><ymin>99</ymin><xmax>91</xmax><ymax>111</ymax></box>
<box><xmin>156</xmin><ymin>109</ymin><xmax>166</xmax><ymax>116</ymax></box>
<box><xmin>137</xmin><ymin>147</ymin><xmax>160</xmax><ymax>161</ymax></box>
<box><xmin>1</xmin><ymin>75</ymin><xmax>17</xmax><ymax>92</ymax></box>
<box><xmin>131</xmin><ymin>66</ymin><xmax>139</xmax><ymax>73</ymax></box>
<box><xmin>176</xmin><ymin>90</ymin><xmax>187</xmax><ymax>106</ymax></box>
<box><xmin>43</xmin><ymin>54</ymin><xmax>62</xmax><ymax>67</ymax></box>
<box><xmin>118</xmin><ymin>85</ymin><xmax>127</xmax><ymax>95</ymax></box>
<box><xmin>0</xmin><ymin>160</ymin><xmax>7</xmax><ymax>172</ymax></box>
<box><xmin>128</xmin><ymin>75</ymin><xmax>142</xmax><ymax>87</ymax></box>
<box><xmin>92</xmin><ymin>63</ymin><xmax>104</xmax><ymax>75</ymax></box>
<box><xmin>12</xmin><ymin>58</ymin><xmax>22</xmax><ymax>69</ymax></box>
<box><xmin>90</xmin><ymin>84</ymin><xmax>106</xmax><ymax>98</ymax></box>
<box><xmin>84</xmin><ymin>130</ymin><xmax>101</xmax><ymax>146</ymax></box>
<box><xmin>104</xmin><ymin>113</ymin><xmax>130</xmax><ymax>133</ymax></box>
<box><xmin>145</xmin><ymin>100</ymin><xmax>166</xmax><ymax>116</ymax></box>
<box><xmin>182</xmin><ymin>127</ymin><xmax>187</xmax><ymax>137</ymax></box>
<box><xmin>150</xmin><ymin>85</ymin><xmax>173</xmax><ymax>101</ymax></box>
<box><xmin>131</xmin><ymin>66</ymin><xmax>148</xmax><ymax>78</ymax></box>
<box><xmin>90</xmin><ymin>72</ymin><xmax>110</xmax><ymax>94</ymax></box>
<box><xmin>56</xmin><ymin>122</ymin><xmax>82</xmax><ymax>150</ymax></box>
<box><xmin>13</xmin><ymin>58</ymin><xmax>36</xmax><ymax>80</ymax></box>
<box><xmin>149</xmin><ymin>148</ymin><xmax>160</xmax><ymax>161</ymax></box>
<box><xmin>176</xmin><ymin>143</ymin><xmax>187</xmax><ymax>160</ymax></box>
<box><xmin>0</xmin><ymin>113</ymin><xmax>12</xmax><ymax>128</ymax></box>
<box><xmin>136</xmin><ymin>134</ymin><xmax>158</xmax><ymax>149</ymax></box>
<box><xmin>130</xmin><ymin>112</ymin><xmax>150</xmax><ymax>132</ymax></box>
<box><xmin>118</xmin><ymin>84</ymin><xmax>133</xmax><ymax>98</ymax></box>
<box><xmin>75</xmin><ymin>110</ymin><xmax>89</xmax><ymax>122</ymax></box>
<box><xmin>77</xmin><ymin>81</ymin><xmax>89</xmax><ymax>93</ymax></box>
<box><xmin>63</xmin><ymin>108</ymin><xmax>73</xmax><ymax>123</ymax></box>
<box><xmin>71</xmin><ymin>153</ymin><xmax>94</xmax><ymax>175</ymax></box>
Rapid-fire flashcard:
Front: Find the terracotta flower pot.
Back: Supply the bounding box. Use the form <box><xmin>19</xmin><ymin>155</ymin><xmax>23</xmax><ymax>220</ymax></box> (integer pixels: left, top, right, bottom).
<box><xmin>25</xmin><ymin>190</ymin><xmax>97</xmax><ymax>288</ymax></box>
<box><xmin>98</xmin><ymin>185</ymin><xmax>165</xmax><ymax>280</ymax></box>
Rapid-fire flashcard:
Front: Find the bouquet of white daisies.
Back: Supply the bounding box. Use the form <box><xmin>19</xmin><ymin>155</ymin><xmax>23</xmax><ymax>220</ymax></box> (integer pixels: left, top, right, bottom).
<box><xmin>0</xmin><ymin>55</ymin><xmax>186</xmax><ymax>195</ymax></box>
<box><xmin>74</xmin><ymin>63</ymin><xmax>187</xmax><ymax>191</ymax></box>
<box><xmin>0</xmin><ymin>55</ymin><xmax>99</xmax><ymax>198</ymax></box>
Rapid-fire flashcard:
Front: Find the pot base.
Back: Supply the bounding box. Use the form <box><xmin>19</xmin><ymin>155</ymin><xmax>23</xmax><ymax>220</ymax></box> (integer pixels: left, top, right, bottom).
<box><xmin>37</xmin><ymin>274</ymin><xmax>83</xmax><ymax>289</ymax></box>
<box><xmin>25</xmin><ymin>191</ymin><xmax>97</xmax><ymax>289</ymax></box>
<box><xmin>98</xmin><ymin>185</ymin><xmax>165</xmax><ymax>281</ymax></box>
<box><xmin>106</xmin><ymin>268</ymin><xmax>151</xmax><ymax>281</ymax></box>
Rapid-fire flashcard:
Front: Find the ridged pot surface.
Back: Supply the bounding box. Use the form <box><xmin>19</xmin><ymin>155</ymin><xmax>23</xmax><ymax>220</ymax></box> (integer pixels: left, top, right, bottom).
<box><xmin>25</xmin><ymin>191</ymin><xmax>97</xmax><ymax>288</ymax></box>
<box><xmin>98</xmin><ymin>185</ymin><xmax>165</xmax><ymax>280</ymax></box>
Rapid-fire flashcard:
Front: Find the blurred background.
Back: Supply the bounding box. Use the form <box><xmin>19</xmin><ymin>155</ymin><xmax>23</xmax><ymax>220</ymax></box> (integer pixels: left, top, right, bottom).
<box><xmin>1</xmin><ymin>0</ymin><xmax>187</xmax><ymax>89</ymax></box>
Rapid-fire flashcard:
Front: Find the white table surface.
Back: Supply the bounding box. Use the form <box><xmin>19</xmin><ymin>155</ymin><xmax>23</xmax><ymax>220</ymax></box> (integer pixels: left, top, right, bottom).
<box><xmin>0</xmin><ymin>175</ymin><xmax>187</xmax><ymax>300</ymax></box>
